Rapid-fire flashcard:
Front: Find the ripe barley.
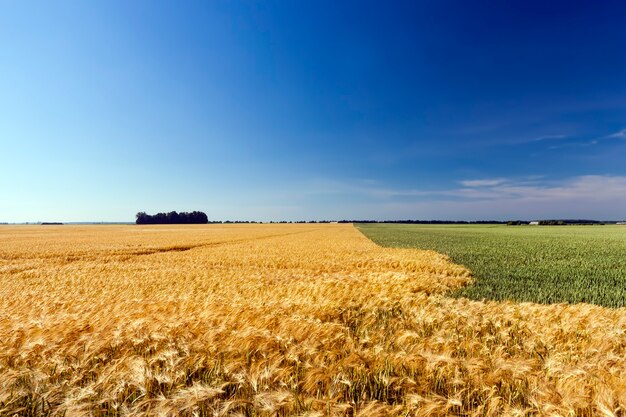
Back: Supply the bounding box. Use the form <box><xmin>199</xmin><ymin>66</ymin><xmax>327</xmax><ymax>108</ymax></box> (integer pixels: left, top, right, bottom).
<box><xmin>0</xmin><ymin>224</ymin><xmax>624</xmax><ymax>416</ymax></box>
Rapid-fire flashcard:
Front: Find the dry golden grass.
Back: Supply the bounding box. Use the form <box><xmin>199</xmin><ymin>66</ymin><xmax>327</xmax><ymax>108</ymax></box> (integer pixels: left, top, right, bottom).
<box><xmin>0</xmin><ymin>224</ymin><xmax>624</xmax><ymax>416</ymax></box>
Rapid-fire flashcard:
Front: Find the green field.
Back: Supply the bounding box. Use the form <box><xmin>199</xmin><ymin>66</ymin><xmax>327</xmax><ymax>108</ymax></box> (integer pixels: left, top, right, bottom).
<box><xmin>357</xmin><ymin>223</ymin><xmax>626</xmax><ymax>308</ymax></box>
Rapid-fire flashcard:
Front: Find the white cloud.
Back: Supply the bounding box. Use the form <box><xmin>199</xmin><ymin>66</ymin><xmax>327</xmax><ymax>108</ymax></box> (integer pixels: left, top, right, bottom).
<box><xmin>459</xmin><ymin>175</ymin><xmax>626</xmax><ymax>202</ymax></box>
<box><xmin>529</xmin><ymin>129</ymin><xmax>625</xmax><ymax>150</ymax></box>
<box><xmin>316</xmin><ymin>175</ymin><xmax>626</xmax><ymax>220</ymax></box>
<box><xmin>606</xmin><ymin>128</ymin><xmax>626</xmax><ymax>139</ymax></box>
<box><xmin>530</xmin><ymin>134</ymin><xmax>567</xmax><ymax>142</ymax></box>
<box><xmin>459</xmin><ymin>178</ymin><xmax>508</xmax><ymax>187</ymax></box>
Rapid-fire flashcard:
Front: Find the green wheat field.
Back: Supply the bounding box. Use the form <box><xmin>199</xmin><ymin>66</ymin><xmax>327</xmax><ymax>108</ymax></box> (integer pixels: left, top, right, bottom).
<box><xmin>358</xmin><ymin>223</ymin><xmax>626</xmax><ymax>308</ymax></box>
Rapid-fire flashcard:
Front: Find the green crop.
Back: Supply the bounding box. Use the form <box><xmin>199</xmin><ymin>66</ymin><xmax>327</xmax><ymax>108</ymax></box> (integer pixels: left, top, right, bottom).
<box><xmin>357</xmin><ymin>223</ymin><xmax>626</xmax><ymax>308</ymax></box>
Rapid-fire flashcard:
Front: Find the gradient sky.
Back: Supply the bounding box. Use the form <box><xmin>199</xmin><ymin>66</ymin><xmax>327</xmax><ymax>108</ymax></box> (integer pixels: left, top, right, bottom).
<box><xmin>1</xmin><ymin>1</ymin><xmax>626</xmax><ymax>222</ymax></box>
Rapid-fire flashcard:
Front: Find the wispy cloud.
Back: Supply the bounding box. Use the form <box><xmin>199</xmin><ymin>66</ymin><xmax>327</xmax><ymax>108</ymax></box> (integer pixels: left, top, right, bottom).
<box><xmin>297</xmin><ymin>175</ymin><xmax>626</xmax><ymax>220</ymax></box>
<box><xmin>546</xmin><ymin>128</ymin><xmax>626</xmax><ymax>149</ymax></box>
<box><xmin>484</xmin><ymin>133</ymin><xmax>570</xmax><ymax>147</ymax></box>
<box><xmin>232</xmin><ymin>175</ymin><xmax>626</xmax><ymax>221</ymax></box>
<box><xmin>460</xmin><ymin>178</ymin><xmax>508</xmax><ymax>187</ymax></box>
<box><xmin>451</xmin><ymin>175</ymin><xmax>626</xmax><ymax>202</ymax></box>
<box><xmin>529</xmin><ymin>134</ymin><xmax>568</xmax><ymax>142</ymax></box>
<box><xmin>605</xmin><ymin>128</ymin><xmax>626</xmax><ymax>139</ymax></box>
<box><xmin>547</xmin><ymin>140</ymin><xmax>598</xmax><ymax>150</ymax></box>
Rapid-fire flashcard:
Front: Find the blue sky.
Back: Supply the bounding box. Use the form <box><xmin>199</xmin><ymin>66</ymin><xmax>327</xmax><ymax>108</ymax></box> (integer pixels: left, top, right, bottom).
<box><xmin>1</xmin><ymin>1</ymin><xmax>625</xmax><ymax>222</ymax></box>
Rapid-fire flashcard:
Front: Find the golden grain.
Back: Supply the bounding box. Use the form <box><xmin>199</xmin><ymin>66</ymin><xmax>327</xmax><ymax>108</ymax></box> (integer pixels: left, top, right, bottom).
<box><xmin>0</xmin><ymin>224</ymin><xmax>624</xmax><ymax>416</ymax></box>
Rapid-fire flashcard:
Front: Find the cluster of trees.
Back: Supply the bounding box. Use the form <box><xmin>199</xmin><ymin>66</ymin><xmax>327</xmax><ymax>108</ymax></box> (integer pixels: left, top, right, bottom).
<box><xmin>135</xmin><ymin>211</ymin><xmax>208</xmax><ymax>224</ymax></box>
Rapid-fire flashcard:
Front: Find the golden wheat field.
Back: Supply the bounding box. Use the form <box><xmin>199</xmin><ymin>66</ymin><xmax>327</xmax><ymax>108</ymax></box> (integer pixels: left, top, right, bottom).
<box><xmin>0</xmin><ymin>224</ymin><xmax>624</xmax><ymax>417</ymax></box>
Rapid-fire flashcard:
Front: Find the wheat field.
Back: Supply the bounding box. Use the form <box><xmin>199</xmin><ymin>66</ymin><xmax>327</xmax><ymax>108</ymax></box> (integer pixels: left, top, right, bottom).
<box><xmin>0</xmin><ymin>224</ymin><xmax>624</xmax><ymax>416</ymax></box>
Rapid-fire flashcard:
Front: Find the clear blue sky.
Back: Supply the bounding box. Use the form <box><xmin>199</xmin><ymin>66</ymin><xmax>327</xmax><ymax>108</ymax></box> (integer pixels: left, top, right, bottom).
<box><xmin>1</xmin><ymin>1</ymin><xmax>625</xmax><ymax>222</ymax></box>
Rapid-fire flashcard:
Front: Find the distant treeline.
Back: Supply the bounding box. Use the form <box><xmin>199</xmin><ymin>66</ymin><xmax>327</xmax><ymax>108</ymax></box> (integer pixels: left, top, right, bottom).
<box><xmin>136</xmin><ymin>211</ymin><xmax>208</xmax><ymax>224</ymax></box>
<box><xmin>282</xmin><ymin>219</ymin><xmax>617</xmax><ymax>225</ymax></box>
<box><xmin>539</xmin><ymin>219</ymin><xmax>605</xmax><ymax>225</ymax></box>
<box><xmin>264</xmin><ymin>220</ymin><xmax>506</xmax><ymax>224</ymax></box>
<box><xmin>340</xmin><ymin>220</ymin><xmax>507</xmax><ymax>224</ymax></box>
<box><xmin>508</xmin><ymin>219</ymin><xmax>607</xmax><ymax>226</ymax></box>
<box><xmin>132</xmin><ymin>215</ymin><xmax>621</xmax><ymax>225</ymax></box>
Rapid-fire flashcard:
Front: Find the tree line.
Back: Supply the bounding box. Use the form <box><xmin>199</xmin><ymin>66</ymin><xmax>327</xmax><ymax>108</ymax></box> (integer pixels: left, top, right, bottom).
<box><xmin>338</xmin><ymin>220</ymin><xmax>507</xmax><ymax>224</ymax></box>
<box><xmin>507</xmin><ymin>219</ymin><xmax>606</xmax><ymax>226</ymax></box>
<box><xmin>135</xmin><ymin>211</ymin><xmax>208</xmax><ymax>224</ymax></box>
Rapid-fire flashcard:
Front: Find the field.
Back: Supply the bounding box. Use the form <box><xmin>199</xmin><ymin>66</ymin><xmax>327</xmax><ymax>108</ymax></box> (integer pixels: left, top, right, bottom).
<box><xmin>357</xmin><ymin>223</ymin><xmax>626</xmax><ymax>308</ymax></box>
<box><xmin>0</xmin><ymin>224</ymin><xmax>625</xmax><ymax>416</ymax></box>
